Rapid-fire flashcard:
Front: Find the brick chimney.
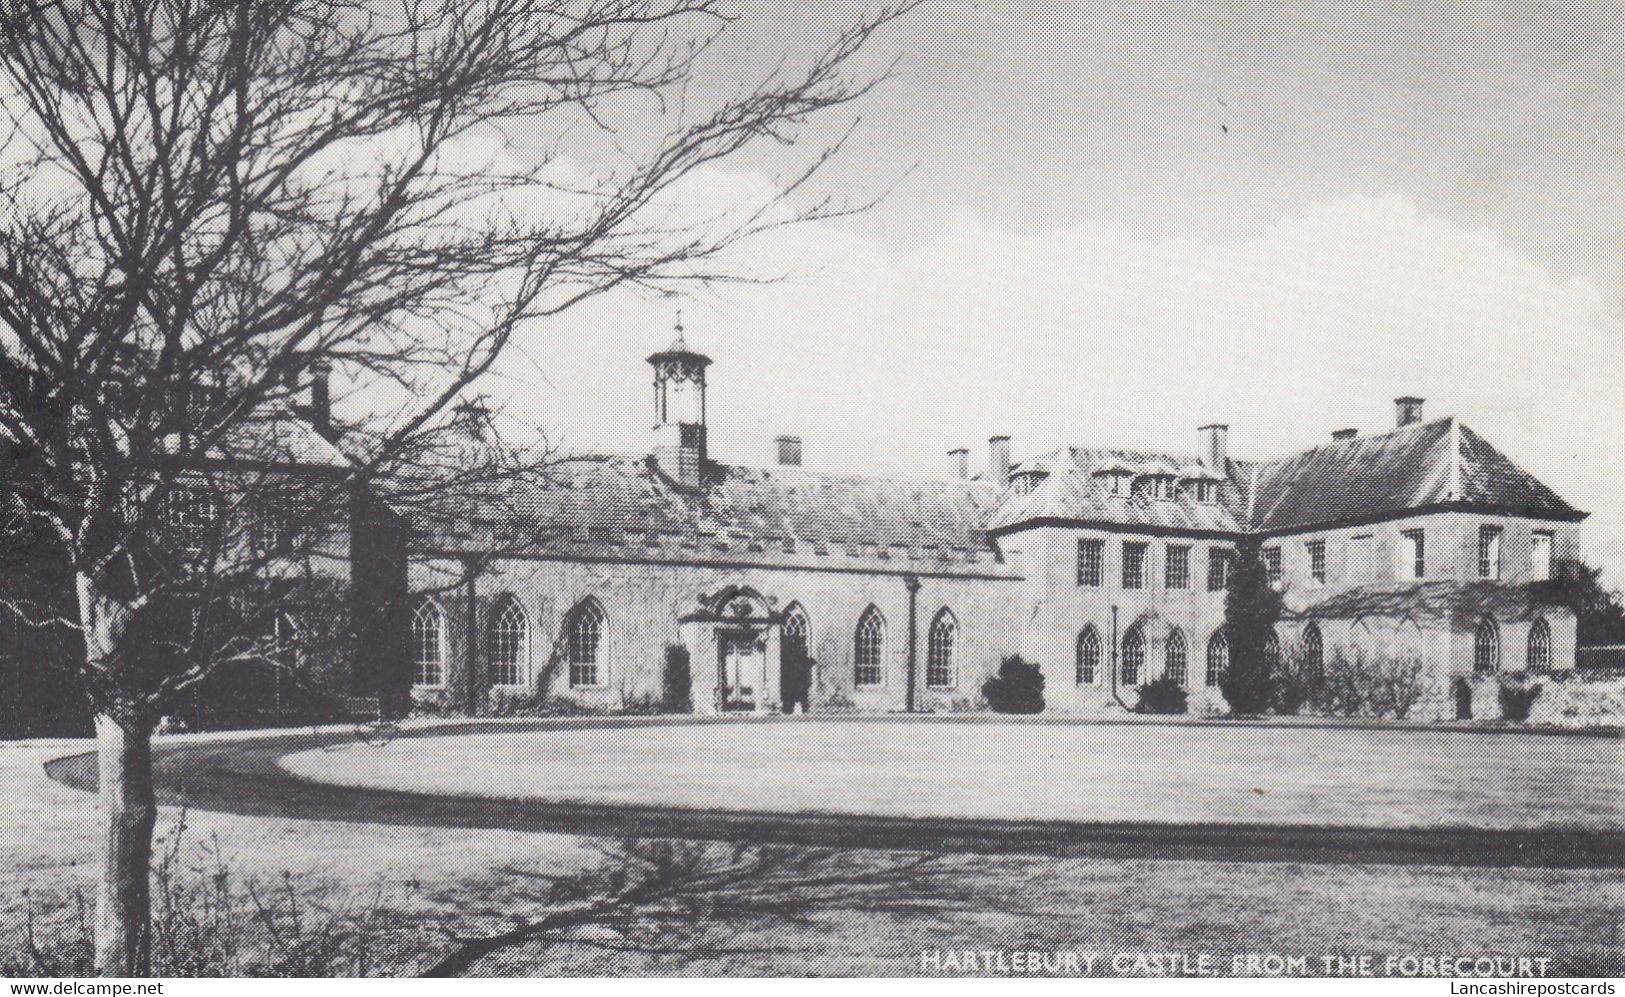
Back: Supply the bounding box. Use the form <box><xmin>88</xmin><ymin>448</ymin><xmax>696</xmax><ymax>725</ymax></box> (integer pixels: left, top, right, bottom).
<box><xmin>775</xmin><ymin>435</ymin><xmax>802</xmax><ymax>467</ymax></box>
<box><xmin>948</xmin><ymin>448</ymin><xmax>969</xmax><ymax>479</ymax></box>
<box><xmin>1199</xmin><ymin>424</ymin><xmax>1228</xmax><ymax>473</ymax></box>
<box><xmin>988</xmin><ymin>436</ymin><xmax>1011</xmax><ymax>487</ymax></box>
<box><xmin>1332</xmin><ymin>428</ymin><xmax>1358</xmax><ymax>441</ymax></box>
<box><xmin>1395</xmin><ymin>397</ymin><xmax>1425</xmax><ymax>427</ymax></box>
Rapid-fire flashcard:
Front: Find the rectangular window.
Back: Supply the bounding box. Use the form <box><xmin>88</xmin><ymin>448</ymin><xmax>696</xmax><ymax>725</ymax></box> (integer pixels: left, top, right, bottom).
<box><xmin>1263</xmin><ymin>546</ymin><xmax>1282</xmax><ymax>586</ymax></box>
<box><xmin>1307</xmin><ymin>540</ymin><xmax>1327</xmax><ymax>585</ymax></box>
<box><xmin>1077</xmin><ymin>538</ymin><xmax>1103</xmax><ymax>587</ymax></box>
<box><xmin>1207</xmin><ymin>548</ymin><xmax>1232</xmax><ymax>592</ymax></box>
<box><xmin>1401</xmin><ymin>529</ymin><xmax>1425</xmax><ymax>580</ymax></box>
<box><xmin>1531</xmin><ymin>531</ymin><xmax>1553</xmax><ymax>581</ymax></box>
<box><xmin>1122</xmin><ymin>542</ymin><xmax>1147</xmax><ymax>590</ymax></box>
<box><xmin>1165</xmin><ymin>545</ymin><xmax>1191</xmax><ymax>590</ymax></box>
<box><xmin>1478</xmin><ymin>525</ymin><xmax>1503</xmax><ymax>580</ymax></box>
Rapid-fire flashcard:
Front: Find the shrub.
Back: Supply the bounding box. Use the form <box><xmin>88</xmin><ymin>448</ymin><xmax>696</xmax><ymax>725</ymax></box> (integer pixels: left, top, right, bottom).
<box><xmin>1498</xmin><ymin>679</ymin><xmax>1543</xmax><ymax>722</ymax></box>
<box><xmin>661</xmin><ymin>645</ymin><xmax>692</xmax><ymax>713</ymax></box>
<box><xmin>1368</xmin><ymin>654</ymin><xmax>1431</xmax><ymax>720</ymax></box>
<box><xmin>1221</xmin><ymin>539</ymin><xmax>1283</xmax><ymax>715</ymax></box>
<box><xmin>1134</xmin><ymin>675</ymin><xmax>1188</xmax><ymax>714</ymax></box>
<box><xmin>982</xmin><ymin>656</ymin><xmax>1045</xmax><ymax>714</ymax></box>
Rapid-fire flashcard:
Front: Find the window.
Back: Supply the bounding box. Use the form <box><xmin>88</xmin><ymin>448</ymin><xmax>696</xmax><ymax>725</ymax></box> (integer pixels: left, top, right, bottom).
<box><xmin>1122</xmin><ymin>542</ymin><xmax>1147</xmax><ymax>589</ymax></box>
<box><xmin>1076</xmin><ymin>626</ymin><xmax>1101</xmax><ymax>685</ymax></box>
<box><xmin>1165</xmin><ymin>545</ymin><xmax>1190</xmax><ymax>590</ymax></box>
<box><xmin>1263</xmin><ymin>547</ymin><xmax>1282</xmax><ymax>586</ymax></box>
<box><xmin>1531</xmin><ymin>531</ymin><xmax>1553</xmax><ymax>581</ymax></box>
<box><xmin>250</xmin><ymin>490</ymin><xmax>299</xmax><ymax>554</ymax></box>
<box><xmin>1478</xmin><ymin>526</ymin><xmax>1503</xmax><ymax>580</ymax></box>
<box><xmin>1192</xmin><ymin>480</ymin><xmax>1216</xmax><ymax>503</ymax></box>
<box><xmin>1474</xmin><ymin>617</ymin><xmax>1500</xmax><ymax>675</ymax></box>
<box><xmin>1076</xmin><ymin>538</ymin><xmax>1103</xmax><ymax>587</ymax></box>
<box><xmin>1207</xmin><ymin>548</ymin><xmax>1232</xmax><ymax>591</ymax></box>
<box><xmin>567</xmin><ymin>600</ymin><xmax>605</xmax><ymax>687</ymax></box>
<box><xmin>1165</xmin><ymin>628</ymin><xmax>1187</xmax><ymax>686</ymax></box>
<box><xmin>854</xmin><ymin>606</ymin><xmax>885</xmax><ymax>687</ymax></box>
<box><xmin>926</xmin><ymin>609</ymin><xmax>957</xmax><ymax>689</ymax></box>
<box><xmin>1206</xmin><ymin>630</ymin><xmax>1228</xmax><ymax>687</ymax></box>
<box><xmin>488</xmin><ymin>596</ymin><xmax>528</xmax><ymax>687</ymax></box>
<box><xmin>1401</xmin><ymin>529</ymin><xmax>1425</xmax><ymax>580</ymax></box>
<box><xmin>1307</xmin><ymin>540</ymin><xmax>1327</xmax><ymax>585</ymax></box>
<box><xmin>1527</xmin><ymin>618</ymin><xmax>1552</xmax><ymax>672</ymax></box>
<box><xmin>410</xmin><ymin>598</ymin><xmax>445</xmax><ymax>687</ymax></box>
<box><xmin>1121</xmin><ymin>626</ymin><xmax>1144</xmax><ymax>686</ymax></box>
<box><xmin>1303</xmin><ymin>622</ymin><xmax>1323</xmax><ymax>678</ymax></box>
<box><xmin>167</xmin><ymin>484</ymin><xmax>218</xmax><ymax>556</ymax></box>
<box><xmin>783</xmin><ymin>604</ymin><xmax>810</xmax><ymax>660</ymax></box>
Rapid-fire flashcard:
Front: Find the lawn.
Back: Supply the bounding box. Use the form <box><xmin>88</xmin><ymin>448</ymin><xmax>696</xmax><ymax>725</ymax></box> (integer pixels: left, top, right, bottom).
<box><xmin>6</xmin><ymin>720</ymin><xmax>1624</xmax><ymax>975</ymax></box>
<box><xmin>280</xmin><ymin>718</ymin><xmax>1625</xmax><ymax>830</ymax></box>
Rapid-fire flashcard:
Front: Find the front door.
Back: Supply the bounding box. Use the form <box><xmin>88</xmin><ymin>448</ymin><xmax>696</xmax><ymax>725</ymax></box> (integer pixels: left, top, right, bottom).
<box><xmin>719</xmin><ymin>632</ymin><xmax>760</xmax><ymax>711</ymax></box>
<box><xmin>1454</xmin><ymin>678</ymin><xmax>1473</xmax><ymax>720</ymax></box>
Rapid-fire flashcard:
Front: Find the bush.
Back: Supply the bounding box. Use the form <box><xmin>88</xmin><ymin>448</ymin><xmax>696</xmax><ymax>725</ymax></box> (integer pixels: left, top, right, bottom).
<box><xmin>981</xmin><ymin>655</ymin><xmax>1045</xmax><ymax>714</ymax></box>
<box><xmin>1220</xmin><ymin>539</ymin><xmax>1284</xmax><ymax>715</ymax></box>
<box><xmin>661</xmin><ymin>645</ymin><xmax>692</xmax><ymax>713</ymax></box>
<box><xmin>1134</xmin><ymin>676</ymin><xmax>1188</xmax><ymax>714</ymax></box>
<box><xmin>1498</xmin><ymin>680</ymin><xmax>1543</xmax><ymax>722</ymax></box>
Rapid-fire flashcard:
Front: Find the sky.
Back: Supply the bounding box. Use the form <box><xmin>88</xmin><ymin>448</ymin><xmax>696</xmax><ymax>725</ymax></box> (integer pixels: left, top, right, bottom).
<box><xmin>473</xmin><ymin>2</ymin><xmax>1625</xmax><ymax>584</ymax></box>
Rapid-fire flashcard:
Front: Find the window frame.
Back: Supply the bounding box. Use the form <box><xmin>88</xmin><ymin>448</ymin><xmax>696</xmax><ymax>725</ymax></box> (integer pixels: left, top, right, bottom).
<box><xmin>1122</xmin><ymin>541</ymin><xmax>1148</xmax><ymax>590</ymax></box>
<box><xmin>1206</xmin><ymin>630</ymin><xmax>1228</xmax><ymax>687</ymax></box>
<box><xmin>1401</xmin><ymin>529</ymin><xmax>1426</xmax><ymax>580</ymax></box>
<box><xmin>1262</xmin><ymin>546</ymin><xmax>1283</xmax><ymax>586</ymax></box>
<box><xmin>1527</xmin><ymin>617</ymin><xmax>1552</xmax><ymax>672</ymax></box>
<box><xmin>1207</xmin><ymin>548</ymin><xmax>1232</xmax><ymax>592</ymax></box>
<box><xmin>1165</xmin><ymin>545</ymin><xmax>1191</xmax><ymax>590</ymax></box>
<box><xmin>1076</xmin><ymin>538</ymin><xmax>1104</xmax><ymax>587</ymax></box>
<box><xmin>1473</xmin><ymin>616</ymin><xmax>1501</xmax><ymax>675</ymax></box>
<box><xmin>566</xmin><ymin>600</ymin><xmax>606</xmax><ymax>688</ymax></box>
<box><xmin>854</xmin><ymin>606</ymin><xmax>885</xmax><ymax>688</ymax></box>
<box><xmin>1306</xmin><ymin>539</ymin><xmax>1327</xmax><ymax>586</ymax></box>
<box><xmin>1478</xmin><ymin>525</ymin><xmax>1503</xmax><ymax>580</ymax></box>
<box><xmin>488</xmin><ymin>595</ymin><xmax>529</xmax><ymax>688</ymax></box>
<box><xmin>1531</xmin><ymin>531</ymin><xmax>1553</xmax><ymax>581</ymax></box>
<box><xmin>925</xmin><ymin>609</ymin><xmax>957</xmax><ymax>690</ymax></box>
<box><xmin>1165</xmin><ymin>628</ymin><xmax>1188</xmax><ymax>686</ymax></box>
<box><xmin>1121</xmin><ymin>625</ymin><xmax>1145</xmax><ymax>686</ymax></box>
<box><xmin>410</xmin><ymin>598</ymin><xmax>447</xmax><ymax>689</ymax></box>
<box><xmin>1076</xmin><ymin>626</ymin><xmax>1101</xmax><ymax>686</ymax></box>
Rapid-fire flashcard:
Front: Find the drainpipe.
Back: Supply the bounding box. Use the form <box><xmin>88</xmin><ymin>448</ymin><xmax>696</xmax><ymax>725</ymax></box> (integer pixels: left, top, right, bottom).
<box><xmin>1109</xmin><ymin>603</ymin><xmax>1133</xmax><ymax>711</ymax></box>
<box><xmin>904</xmin><ymin>575</ymin><xmax>921</xmax><ymax>713</ymax></box>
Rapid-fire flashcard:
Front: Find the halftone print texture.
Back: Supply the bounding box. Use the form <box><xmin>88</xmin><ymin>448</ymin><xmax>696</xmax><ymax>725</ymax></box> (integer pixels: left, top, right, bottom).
<box><xmin>1</xmin><ymin>0</ymin><xmax>1621</xmax><ymax>982</ymax></box>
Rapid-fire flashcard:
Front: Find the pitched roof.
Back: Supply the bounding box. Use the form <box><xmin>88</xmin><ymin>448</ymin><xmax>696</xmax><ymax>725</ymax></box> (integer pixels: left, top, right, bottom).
<box><xmin>1245</xmin><ymin>418</ymin><xmax>1582</xmax><ymax>533</ymax></box>
<box><xmin>431</xmin><ymin>455</ymin><xmax>1018</xmax><ymax>578</ymax></box>
<box><xmin>988</xmin><ymin>447</ymin><xmax>1245</xmax><ymax>534</ymax></box>
<box><xmin>1284</xmin><ymin>580</ymin><xmax>1555</xmax><ymax>627</ymax></box>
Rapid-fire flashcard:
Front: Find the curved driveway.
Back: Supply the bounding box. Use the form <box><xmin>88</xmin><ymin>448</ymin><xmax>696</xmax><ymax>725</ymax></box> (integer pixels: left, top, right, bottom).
<box><xmin>45</xmin><ymin>715</ymin><xmax>1625</xmax><ymax>869</ymax></box>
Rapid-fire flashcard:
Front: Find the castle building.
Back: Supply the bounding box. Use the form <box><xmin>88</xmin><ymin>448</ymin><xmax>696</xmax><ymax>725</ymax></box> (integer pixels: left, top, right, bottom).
<box><xmin>404</xmin><ymin>330</ymin><xmax>1586</xmax><ymax>721</ymax></box>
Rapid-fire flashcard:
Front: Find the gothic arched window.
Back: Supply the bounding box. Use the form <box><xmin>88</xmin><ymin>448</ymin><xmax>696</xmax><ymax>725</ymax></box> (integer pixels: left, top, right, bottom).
<box><xmin>1303</xmin><ymin>622</ymin><xmax>1324</xmax><ymax>678</ymax></box>
<box><xmin>1076</xmin><ymin>626</ymin><xmax>1101</xmax><ymax>685</ymax></box>
<box><xmin>1165</xmin><ymin>628</ymin><xmax>1188</xmax><ymax>686</ymax></box>
<box><xmin>1474</xmin><ymin>616</ymin><xmax>1501</xmax><ymax>675</ymax></box>
<box><xmin>854</xmin><ymin>607</ymin><xmax>885</xmax><ymax>687</ymax></box>
<box><xmin>1206</xmin><ymin>630</ymin><xmax>1228</xmax><ymax>687</ymax></box>
<box><xmin>410</xmin><ymin>598</ymin><xmax>445</xmax><ymax>687</ymax></box>
<box><xmin>489</xmin><ymin>595</ymin><xmax>528</xmax><ymax>687</ymax></box>
<box><xmin>567</xmin><ymin>600</ymin><xmax>605</xmax><ymax>687</ymax></box>
<box><xmin>1527</xmin><ymin>618</ymin><xmax>1552</xmax><ymax>672</ymax></box>
<box><xmin>1121</xmin><ymin>625</ymin><xmax>1145</xmax><ymax>686</ymax></box>
<box><xmin>926</xmin><ymin>609</ymin><xmax>957</xmax><ymax>689</ymax></box>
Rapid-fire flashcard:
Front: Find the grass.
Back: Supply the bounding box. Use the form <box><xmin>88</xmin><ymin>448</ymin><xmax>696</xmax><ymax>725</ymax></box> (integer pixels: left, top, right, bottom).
<box><xmin>280</xmin><ymin>719</ymin><xmax>1625</xmax><ymax>830</ymax></box>
<box><xmin>4</xmin><ymin>724</ymin><xmax>1622</xmax><ymax>976</ymax></box>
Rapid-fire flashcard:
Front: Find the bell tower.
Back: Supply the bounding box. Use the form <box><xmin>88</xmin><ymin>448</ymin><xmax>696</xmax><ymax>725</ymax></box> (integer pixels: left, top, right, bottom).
<box><xmin>648</xmin><ymin>315</ymin><xmax>712</xmax><ymax>487</ymax></box>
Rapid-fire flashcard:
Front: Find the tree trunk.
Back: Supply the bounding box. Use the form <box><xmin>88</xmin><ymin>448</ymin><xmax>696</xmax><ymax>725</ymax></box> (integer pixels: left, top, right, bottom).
<box><xmin>77</xmin><ymin>573</ymin><xmax>157</xmax><ymax>976</ymax></box>
<box><xmin>94</xmin><ymin>712</ymin><xmax>156</xmax><ymax>976</ymax></box>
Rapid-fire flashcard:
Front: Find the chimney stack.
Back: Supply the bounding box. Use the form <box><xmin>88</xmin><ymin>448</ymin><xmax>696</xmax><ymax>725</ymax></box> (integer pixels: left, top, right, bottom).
<box><xmin>948</xmin><ymin>448</ymin><xmax>969</xmax><ymax>479</ymax></box>
<box><xmin>1332</xmin><ymin>428</ymin><xmax>1358</xmax><ymax>442</ymax></box>
<box><xmin>309</xmin><ymin>360</ymin><xmax>332</xmax><ymax>436</ymax></box>
<box><xmin>988</xmin><ymin>436</ymin><xmax>1011</xmax><ymax>487</ymax></box>
<box><xmin>1199</xmin><ymin>424</ymin><xmax>1229</xmax><ymax>473</ymax></box>
<box><xmin>775</xmin><ymin>435</ymin><xmax>802</xmax><ymax>467</ymax></box>
<box><xmin>1395</xmin><ymin>397</ymin><xmax>1425</xmax><ymax>428</ymax></box>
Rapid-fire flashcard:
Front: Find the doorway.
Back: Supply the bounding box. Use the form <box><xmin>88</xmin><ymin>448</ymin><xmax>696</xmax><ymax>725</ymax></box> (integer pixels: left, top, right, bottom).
<box><xmin>718</xmin><ymin>631</ymin><xmax>760</xmax><ymax>711</ymax></box>
<box><xmin>1453</xmin><ymin>678</ymin><xmax>1473</xmax><ymax>721</ymax></box>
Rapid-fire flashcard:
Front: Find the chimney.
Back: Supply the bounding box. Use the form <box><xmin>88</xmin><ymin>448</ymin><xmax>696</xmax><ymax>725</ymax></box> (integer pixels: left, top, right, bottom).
<box><xmin>988</xmin><ymin>436</ymin><xmax>1011</xmax><ymax>487</ymax></box>
<box><xmin>308</xmin><ymin>360</ymin><xmax>332</xmax><ymax>435</ymax></box>
<box><xmin>1332</xmin><ymin>428</ymin><xmax>1358</xmax><ymax>441</ymax></box>
<box><xmin>948</xmin><ymin>448</ymin><xmax>969</xmax><ymax>479</ymax></box>
<box><xmin>775</xmin><ymin>435</ymin><xmax>802</xmax><ymax>467</ymax></box>
<box><xmin>1395</xmin><ymin>396</ymin><xmax>1425</xmax><ymax>427</ymax></box>
<box><xmin>1199</xmin><ymin>424</ymin><xmax>1228</xmax><ymax>473</ymax></box>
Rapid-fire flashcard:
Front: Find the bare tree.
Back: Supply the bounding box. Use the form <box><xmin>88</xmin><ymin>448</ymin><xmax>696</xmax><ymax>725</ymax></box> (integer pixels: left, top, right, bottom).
<box><xmin>0</xmin><ymin>0</ymin><xmax>905</xmax><ymax>973</ymax></box>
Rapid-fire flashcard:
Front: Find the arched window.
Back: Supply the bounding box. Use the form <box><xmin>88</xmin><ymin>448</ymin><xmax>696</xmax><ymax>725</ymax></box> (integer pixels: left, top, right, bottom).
<box><xmin>1303</xmin><ymin>622</ymin><xmax>1324</xmax><ymax>679</ymax></box>
<box><xmin>410</xmin><ymin>598</ymin><xmax>445</xmax><ymax>687</ymax></box>
<box><xmin>1474</xmin><ymin>616</ymin><xmax>1500</xmax><ymax>674</ymax></box>
<box><xmin>926</xmin><ymin>609</ymin><xmax>957</xmax><ymax>689</ymax></box>
<box><xmin>1076</xmin><ymin>626</ymin><xmax>1101</xmax><ymax>685</ymax></box>
<box><xmin>1527</xmin><ymin>617</ymin><xmax>1552</xmax><ymax>672</ymax></box>
<box><xmin>854</xmin><ymin>606</ymin><xmax>885</xmax><ymax>687</ymax></box>
<box><xmin>1206</xmin><ymin>630</ymin><xmax>1228</xmax><ymax>687</ymax></box>
<box><xmin>1121</xmin><ymin>625</ymin><xmax>1145</xmax><ymax>686</ymax></box>
<box><xmin>567</xmin><ymin>600</ymin><xmax>605</xmax><ymax>687</ymax></box>
<box><xmin>488</xmin><ymin>596</ymin><xmax>528</xmax><ymax>687</ymax></box>
<box><xmin>1165</xmin><ymin>628</ymin><xmax>1188</xmax><ymax>686</ymax></box>
<box><xmin>783</xmin><ymin>603</ymin><xmax>810</xmax><ymax>660</ymax></box>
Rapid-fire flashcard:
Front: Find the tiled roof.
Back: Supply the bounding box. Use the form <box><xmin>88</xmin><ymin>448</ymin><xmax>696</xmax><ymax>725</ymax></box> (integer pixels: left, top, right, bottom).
<box><xmin>989</xmin><ymin>447</ymin><xmax>1243</xmax><ymax>534</ymax></box>
<box><xmin>432</xmin><ymin>455</ymin><xmax>1018</xmax><ymax>578</ymax></box>
<box><xmin>1284</xmin><ymin>580</ymin><xmax>1557</xmax><ymax>627</ymax></box>
<box><xmin>1246</xmin><ymin>418</ymin><xmax>1582</xmax><ymax>533</ymax></box>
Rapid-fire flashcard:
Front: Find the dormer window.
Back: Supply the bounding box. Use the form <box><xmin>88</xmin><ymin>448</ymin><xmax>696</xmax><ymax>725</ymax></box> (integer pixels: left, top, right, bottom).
<box><xmin>1179</xmin><ymin>466</ymin><xmax>1222</xmax><ymax>503</ymax></box>
<box><xmin>1093</xmin><ymin>460</ymin><xmax>1134</xmax><ymax>497</ymax></box>
<box><xmin>1008</xmin><ymin>468</ymin><xmax>1048</xmax><ymax>496</ymax></box>
<box><xmin>1192</xmin><ymin>480</ymin><xmax>1217</xmax><ymax>503</ymax></box>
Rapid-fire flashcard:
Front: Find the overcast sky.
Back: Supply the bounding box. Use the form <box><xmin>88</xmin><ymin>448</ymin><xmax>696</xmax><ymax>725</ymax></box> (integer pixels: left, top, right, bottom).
<box><xmin>479</xmin><ymin>2</ymin><xmax>1625</xmax><ymax>583</ymax></box>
